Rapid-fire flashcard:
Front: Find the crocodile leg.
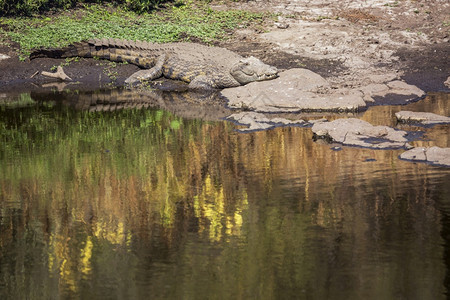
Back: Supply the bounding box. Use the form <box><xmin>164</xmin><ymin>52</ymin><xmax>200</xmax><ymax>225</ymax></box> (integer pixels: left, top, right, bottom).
<box><xmin>188</xmin><ymin>75</ymin><xmax>216</xmax><ymax>89</ymax></box>
<box><xmin>189</xmin><ymin>74</ymin><xmax>241</xmax><ymax>89</ymax></box>
<box><xmin>124</xmin><ymin>54</ymin><xmax>166</xmax><ymax>84</ymax></box>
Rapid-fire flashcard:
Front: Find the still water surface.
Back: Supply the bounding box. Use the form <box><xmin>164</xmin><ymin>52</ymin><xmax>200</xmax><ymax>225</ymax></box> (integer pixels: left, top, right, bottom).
<box><xmin>1</xmin><ymin>90</ymin><xmax>449</xmax><ymax>299</ymax></box>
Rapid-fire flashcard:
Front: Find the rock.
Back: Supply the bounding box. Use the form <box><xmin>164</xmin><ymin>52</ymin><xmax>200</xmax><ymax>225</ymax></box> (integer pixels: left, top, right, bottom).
<box><xmin>227</xmin><ymin>111</ymin><xmax>306</xmax><ymax>132</ymax></box>
<box><xmin>270</xmin><ymin>117</ymin><xmax>306</xmax><ymax>125</ymax></box>
<box><xmin>0</xmin><ymin>54</ymin><xmax>10</xmax><ymax>60</ymax></box>
<box><xmin>400</xmin><ymin>147</ymin><xmax>450</xmax><ymax>167</ymax></box>
<box><xmin>274</xmin><ymin>22</ymin><xmax>289</xmax><ymax>29</ymax></box>
<box><xmin>445</xmin><ymin>76</ymin><xmax>450</xmax><ymax>88</ymax></box>
<box><xmin>359</xmin><ymin>80</ymin><xmax>425</xmax><ymax>104</ymax></box>
<box><xmin>360</xmin><ymin>83</ymin><xmax>390</xmax><ymax>96</ymax></box>
<box><xmin>364</xmin><ymin>73</ymin><xmax>399</xmax><ymax>84</ymax></box>
<box><xmin>308</xmin><ymin>118</ymin><xmax>328</xmax><ymax>125</ymax></box>
<box><xmin>395</xmin><ymin>111</ymin><xmax>450</xmax><ymax>125</ymax></box>
<box><xmin>227</xmin><ymin>112</ymin><xmax>275</xmax><ymax>132</ymax></box>
<box><xmin>360</xmin><ymin>83</ymin><xmax>390</xmax><ymax>103</ymax></box>
<box><xmin>221</xmin><ymin>68</ymin><xmax>424</xmax><ymax>112</ymax></box>
<box><xmin>221</xmin><ymin>68</ymin><xmax>367</xmax><ymax>113</ymax></box>
<box><xmin>312</xmin><ymin>118</ymin><xmax>411</xmax><ymax>149</ymax></box>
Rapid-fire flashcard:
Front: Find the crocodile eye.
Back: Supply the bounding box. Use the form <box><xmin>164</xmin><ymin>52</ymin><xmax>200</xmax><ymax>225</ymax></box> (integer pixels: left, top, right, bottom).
<box><xmin>242</xmin><ymin>69</ymin><xmax>254</xmax><ymax>76</ymax></box>
<box><xmin>239</xmin><ymin>59</ymin><xmax>250</xmax><ymax>66</ymax></box>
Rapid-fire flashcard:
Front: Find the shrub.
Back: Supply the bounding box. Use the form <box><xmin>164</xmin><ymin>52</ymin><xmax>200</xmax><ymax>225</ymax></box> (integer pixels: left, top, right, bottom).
<box><xmin>0</xmin><ymin>0</ymin><xmax>167</xmax><ymax>16</ymax></box>
<box><xmin>125</xmin><ymin>0</ymin><xmax>165</xmax><ymax>13</ymax></box>
<box><xmin>1</xmin><ymin>0</ymin><xmax>71</xmax><ymax>16</ymax></box>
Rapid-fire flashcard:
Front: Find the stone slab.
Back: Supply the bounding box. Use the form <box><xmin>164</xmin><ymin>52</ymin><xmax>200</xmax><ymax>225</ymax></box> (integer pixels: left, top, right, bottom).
<box><xmin>221</xmin><ymin>68</ymin><xmax>367</xmax><ymax>113</ymax></box>
<box><xmin>312</xmin><ymin>118</ymin><xmax>411</xmax><ymax>149</ymax></box>
<box><xmin>400</xmin><ymin>147</ymin><xmax>450</xmax><ymax>167</ymax></box>
<box><xmin>395</xmin><ymin>111</ymin><xmax>450</xmax><ymax>125</ymax></box>
<box><xmin>227</xmin><ymin>111</ymin><xmax>307</xmax><ymax>132</ymax></box>
<box><xmin>360</xmin><ymin>80</ymin><xmax>425</xmax><ymax>104</ymax></box>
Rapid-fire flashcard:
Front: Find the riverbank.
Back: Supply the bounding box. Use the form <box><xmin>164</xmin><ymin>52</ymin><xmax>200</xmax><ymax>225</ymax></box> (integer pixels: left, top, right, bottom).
<box><xmin>0</xmin><ymin>0</ymin><xmax>448</xmax><ymax>94</ymax></box>
<box><xmin>0</xmin><ymin>0</ymin><xmax>449</xmax><ymax>166</ymax></box>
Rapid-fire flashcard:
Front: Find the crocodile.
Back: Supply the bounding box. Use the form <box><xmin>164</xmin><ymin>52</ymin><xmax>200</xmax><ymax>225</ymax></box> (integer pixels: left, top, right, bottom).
<box><xmin>30</xmin><ymin>38</ymin><xmax>278</xmax><ymax>89</ymax></box>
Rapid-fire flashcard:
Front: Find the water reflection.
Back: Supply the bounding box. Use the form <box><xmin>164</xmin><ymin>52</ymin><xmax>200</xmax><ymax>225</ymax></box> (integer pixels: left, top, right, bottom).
<box><xmin>0</xmin><ymin>90</ymin><xmax>449</xmax><ymax>299</ymax></box>
<box><xmin>31</xmin><ymin>88</ymin><xmax>233</xmax><ymax>121</ymax></box>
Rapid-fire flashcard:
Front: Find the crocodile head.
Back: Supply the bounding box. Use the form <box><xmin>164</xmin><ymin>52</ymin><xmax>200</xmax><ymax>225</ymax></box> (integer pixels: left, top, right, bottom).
<box><xmin>230</xmin><ymin>56</ymin><xmax>278</xmax><ymax>85</ymax></box>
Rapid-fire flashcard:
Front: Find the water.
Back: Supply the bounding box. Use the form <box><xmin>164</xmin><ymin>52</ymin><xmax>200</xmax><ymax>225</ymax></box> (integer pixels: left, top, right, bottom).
<box><xmin>0</xmin><ymin>90</ymin><xmax>449</xmax><ymax>299</ymax></box>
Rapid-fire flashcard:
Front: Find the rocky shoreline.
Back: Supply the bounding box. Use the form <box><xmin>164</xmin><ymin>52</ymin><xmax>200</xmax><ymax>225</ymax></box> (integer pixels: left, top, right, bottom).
<box><xmin>0</xmin><ymin>0</ymin><xmax>449</xmax><ymax>166</ymax></box>
<box><xmin>221</xmin><ymin>68</ymin><xmax>426</xmax><ymax>112</ymax></box>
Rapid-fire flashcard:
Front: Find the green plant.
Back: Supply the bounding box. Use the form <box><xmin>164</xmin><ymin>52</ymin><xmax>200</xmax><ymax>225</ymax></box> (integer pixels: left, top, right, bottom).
<box><xmin>103</xmin><ymin>62</ymin><xmax>119</xmax><ymax>82</ymax></box>
<box><xmin>384</xmin><ymin>1</ymin><xmax>399</xmax><ymax>7</ymax></box>
<box><xmin>0</xmin><ymin>0</ymin><xmax>167</xmax><ymax>16</ymax></box>
<box><xmin>316</xmin><ymin>15</ymin><xmax>331</xmax><ymax>22</ymax></box>
<box><xmin>49</xmin><ymin>56</ymin><xmax>79</xmax><ymax>71</ymax></box>
<box><xmin>1</xmin><ymin>3</ymin><xmax>268</xmax><ymax>59</ymax></box>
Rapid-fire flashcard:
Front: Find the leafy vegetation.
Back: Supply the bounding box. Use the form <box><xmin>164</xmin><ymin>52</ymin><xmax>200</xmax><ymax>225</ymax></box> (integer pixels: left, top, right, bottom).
<box><xmin>0</xmin><ymin>2</ymin><xmax>267</xmax><ymax>59</ymax></box>
<box><xmin>0</xmin><ymin>0</ymin><xmax>168</xmax><ymax>16</ymax></box>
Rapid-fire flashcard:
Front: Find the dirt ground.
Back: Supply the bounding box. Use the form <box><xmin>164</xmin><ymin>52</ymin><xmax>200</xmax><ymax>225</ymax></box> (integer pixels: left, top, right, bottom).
<box><xmin>218</xmin><ymin>0</ymin><xmax>450</xmax><ymax>91</ymax></box>
<box><xmin>0</xmin><ymin>0</ymin><xmax>449</xmax><ymax>94</ymax></box>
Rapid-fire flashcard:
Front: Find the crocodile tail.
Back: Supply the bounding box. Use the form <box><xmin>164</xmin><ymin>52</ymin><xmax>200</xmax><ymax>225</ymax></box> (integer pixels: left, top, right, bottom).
<box><xmin>29</xmin><ymin>42</ymin><xmax>93</xmax><ymax>60</ymax></box>
<box><xmin>29</xmin><ymin>38</ymin><xmax>158</xmax><ymax>60</ymax></box>
<box><xmin>29</xmin><ymin>39</ymin><xmax>163</xmax><ymax>69</ymax></box>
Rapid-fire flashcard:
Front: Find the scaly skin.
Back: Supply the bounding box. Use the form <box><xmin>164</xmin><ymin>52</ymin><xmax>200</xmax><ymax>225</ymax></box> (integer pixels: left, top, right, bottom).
<box><xmin>30</xmin><ymin>38</ymin><xmax>278</xmax><ymax>89</ymax></box>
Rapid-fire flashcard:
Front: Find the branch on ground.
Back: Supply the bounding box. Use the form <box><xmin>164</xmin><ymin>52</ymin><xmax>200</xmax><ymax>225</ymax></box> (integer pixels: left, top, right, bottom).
<box><xmin>41</xmin><ymin>66</ymin><xmax>72</xmax><ymax>81</ymax></box>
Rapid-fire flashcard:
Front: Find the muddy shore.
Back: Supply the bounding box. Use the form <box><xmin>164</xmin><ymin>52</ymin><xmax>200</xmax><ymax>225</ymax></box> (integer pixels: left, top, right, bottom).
<box><xmin>0</xmin><ymin>0</ymin><xmax>449</xmax><ymax>95</ymax></box>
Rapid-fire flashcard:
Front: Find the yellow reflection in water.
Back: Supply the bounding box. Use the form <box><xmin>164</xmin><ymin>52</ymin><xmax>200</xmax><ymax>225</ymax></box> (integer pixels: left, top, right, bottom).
<box><xmin>94</xmin><ymin>221</ymin><xmax>126</xmax><ymax>245</ymax></box>
<box><xmin>80</xmin><ymin>236</ymin><xmax>93</xmax><ymax>277</ymax></box>
<box><xmin>0</xmin><ymin>91</ymin><xmax>448</xmax><ymax>299</ymax></box>
<box><xmin>48</xmin><ymin>233</ymin><xmax>78</xmax><ymax>293</ymax></box>
<box><xmin>194</xmin><ymin>175</ymin><xmax>248</xmax><ymax>242</ymax></box>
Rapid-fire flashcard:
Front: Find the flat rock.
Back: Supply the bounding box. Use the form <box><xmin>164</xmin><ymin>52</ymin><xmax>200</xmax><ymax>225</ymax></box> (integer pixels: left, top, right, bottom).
<box><xmin>221</xmin><ymin>68</ymin><xmax>367</xmax><ymax>113</ymax></box>
<box><xmin>0</xmin><ymin>54</ymin><xmax>10</xmax><ymax>61</ymax></box>
<box><xmin>312</xmin><ymin>118</ymin><xmax>411</xmax><ymax>149</ymax></box>
<box><xmin>395</xmin><ymin>111</ymin><xmax>450</xmax><ymax>125</ymax></box>
<box><xmin>221</xmin><ymin>68</ymin><xmax>424</xmax><ymax>112</ymax></box>
<box><xmin>360</xmin><ymin>80</ymin><xmax>425</xmax><ymax>104</ymax></box>
<box><xmin>227</xmin><ymin>111</ymin><xmax>306</xmax><ymax>132</ymax></box>
<box><xmin>363</xmin><ymin>73</ymin><xmax>399</xmax><ymax>84</ymax></box>
<box><xmin>400</xmin><ymin>147</ymin><xmax>450</xmax><ymax>167</ymax></box>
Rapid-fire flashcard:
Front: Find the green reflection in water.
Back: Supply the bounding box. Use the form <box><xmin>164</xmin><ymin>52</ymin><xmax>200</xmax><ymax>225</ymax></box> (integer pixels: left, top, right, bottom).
<box><xmin>0</xmin><ymin>91</ymin><xmax>449</xmax><ymax>299</ymax></box>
